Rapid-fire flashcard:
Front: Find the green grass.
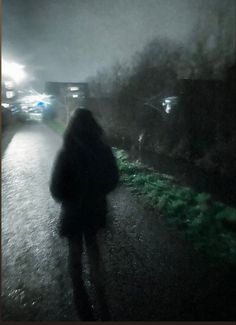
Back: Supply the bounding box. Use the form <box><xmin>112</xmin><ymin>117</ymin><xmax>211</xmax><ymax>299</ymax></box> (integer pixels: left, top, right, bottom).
<box><xmin>114</xmin><ymin>149</ymin><xmax>236</xmax><ymax>266</ymax></box>
<box><xmin>44</xmin><ymin>119</ymin><xmax>65</xmax><ymax>135</ymax></box>
<box><xmin>46</xmin><ymin>121</ymin><xmax>236</xmax><ymax>266</ymax></box>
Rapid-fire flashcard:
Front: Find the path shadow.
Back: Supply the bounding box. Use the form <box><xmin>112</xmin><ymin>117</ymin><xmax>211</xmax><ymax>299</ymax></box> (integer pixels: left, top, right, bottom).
<box><xmin>68</xmin><ymin>231</ymin><xmax>110</xmax><ymax>321</ymax></box>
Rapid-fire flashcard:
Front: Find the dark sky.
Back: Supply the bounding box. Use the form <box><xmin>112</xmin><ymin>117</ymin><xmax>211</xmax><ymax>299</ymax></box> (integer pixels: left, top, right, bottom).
<box><xmin>2</xmin><ymin>0</ymin><xmax>236</xmax><ymax>91</ymax></box>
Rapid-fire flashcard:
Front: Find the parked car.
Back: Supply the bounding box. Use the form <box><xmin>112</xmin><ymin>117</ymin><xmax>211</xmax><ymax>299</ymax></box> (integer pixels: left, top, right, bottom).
<box><xmin>9</xmin><ymin>103</ymin><xmax>21</xmax><ymax>117</ymax></box>
<box><xmin>2</xmin><ymin>102</ymin><xmax>22</xmax><ymax>121</ymax></box>
<box><xmin>19</xmin><ymin>103</ymin><xmax>43</xmax><ymax>122</ymax></box>
<box><xmin>27</xmin><ymin>107</ymin><xmax>43</xmax><ymax>121</ymax></box>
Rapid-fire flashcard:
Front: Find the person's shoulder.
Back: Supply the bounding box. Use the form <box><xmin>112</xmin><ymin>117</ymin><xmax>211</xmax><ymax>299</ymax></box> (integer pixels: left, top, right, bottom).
<box><xmin>103</xmin><ymin>143</ymin><xmax>115</xmax><ymax>155</ymax></box>
<box><xmin>56</xmin><ymin>147</ymin><xmax>67</xmax><ymax>160</ymax></box>
<box><xmin>54</xmin><ymin>147</ymin><xmax>73</xmax><ymax>167</ymax></box>
<box><xmin>96</xmin><ymin>142</ymin><xmax>111</xmax><ymax>155</ymax></box>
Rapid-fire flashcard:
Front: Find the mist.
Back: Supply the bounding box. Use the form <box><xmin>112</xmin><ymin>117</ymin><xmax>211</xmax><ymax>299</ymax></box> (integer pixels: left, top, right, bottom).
<box><xmin>2</xmin><ymin>0</ymin><xmax>235</xmax><ymax>91</ymax></box>
<box><xmin>2</xmin><ymin>0</ymin><xmax>236</xmax><ymax>322</ymax></box>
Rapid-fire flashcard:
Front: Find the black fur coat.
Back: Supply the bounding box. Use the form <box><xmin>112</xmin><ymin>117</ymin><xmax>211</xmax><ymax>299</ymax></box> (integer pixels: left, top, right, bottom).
<box><xmin>50</xmin><ymin>138</ymin><xmax>119</xmax><ymax>237</ymax></box>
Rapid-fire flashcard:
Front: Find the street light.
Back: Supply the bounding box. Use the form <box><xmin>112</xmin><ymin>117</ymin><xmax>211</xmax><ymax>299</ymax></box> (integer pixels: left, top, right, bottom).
<box><xmin>2</xmin><ymin>60</ymin><xmax>26</xmax><ymax>83</ymax></box>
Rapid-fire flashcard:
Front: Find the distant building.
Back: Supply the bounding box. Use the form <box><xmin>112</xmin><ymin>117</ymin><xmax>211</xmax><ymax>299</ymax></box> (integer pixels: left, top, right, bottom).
<box><xmin>45</xmin><ymin>81</ymin><xmax>89</xmax><ymax>108</ymax></box>
<box><xmin>44</xmin><ymin>81</ymin><xmax>90</xmax><ymax>124</ymax></box>
<box><xmin>1</xmin><ymin>79</ymin><xmax>18</xmax><ymax>104</ymax></box>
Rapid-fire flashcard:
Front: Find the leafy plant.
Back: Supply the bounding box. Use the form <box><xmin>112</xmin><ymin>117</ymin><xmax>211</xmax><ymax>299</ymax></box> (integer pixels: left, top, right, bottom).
<box><xmin>114</xmin><ymin>148</ymin><xmax>236</xmax><ymax>266</ymax></box>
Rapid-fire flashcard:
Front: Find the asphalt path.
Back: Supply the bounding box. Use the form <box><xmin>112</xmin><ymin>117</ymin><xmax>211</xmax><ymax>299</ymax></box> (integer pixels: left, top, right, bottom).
<box><xmin>1</xmin><ymin>121</ymin><xmax>236</xmax><ymax>320</ymax></box>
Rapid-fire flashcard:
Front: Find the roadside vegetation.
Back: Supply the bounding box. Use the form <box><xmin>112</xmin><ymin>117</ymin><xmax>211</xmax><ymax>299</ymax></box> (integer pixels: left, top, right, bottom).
<box><xmin>46</xmin><ymin>119</ymin><xmax>236</xmax><ymax>267</ymax></box>
<box><xmin>115</xmin><ymin>149</ymin><xmax>236</xmax><ymax>267</ymax></box>
<box><xmin>45</xmin><ymin>119</ymin><xmax>65</xmax><ymax>135</ymax></box>
<box><xmin>86</xmin><ymin>9</ymin><xmax>236</xmax><ymax>181</ymax></box>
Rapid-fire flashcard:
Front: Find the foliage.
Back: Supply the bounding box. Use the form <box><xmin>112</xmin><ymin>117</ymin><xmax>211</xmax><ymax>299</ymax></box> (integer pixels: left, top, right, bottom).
<box><xmin>186</xmin><ymin>5</ymin><xmax>236</xmax><ymax>80</ymax></box>
<box><xmin>114</xmin><ymin>148</ymin><xmax>236</xmax><ymax>266</ymax></box>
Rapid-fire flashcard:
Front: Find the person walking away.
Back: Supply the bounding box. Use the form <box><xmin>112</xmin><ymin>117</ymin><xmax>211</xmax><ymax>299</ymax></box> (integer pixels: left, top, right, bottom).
<box><xmin>50</xmin><ymin>108</ymin><xmax>119</xmax><ymax>320</ymax></box>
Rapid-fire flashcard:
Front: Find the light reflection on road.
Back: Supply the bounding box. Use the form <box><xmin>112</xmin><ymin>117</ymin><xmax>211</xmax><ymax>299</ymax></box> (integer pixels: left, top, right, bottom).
<box><xmin>2</xmin><ymin>123</ymin><xmax>77</xmax><ymax>320</ymax></box>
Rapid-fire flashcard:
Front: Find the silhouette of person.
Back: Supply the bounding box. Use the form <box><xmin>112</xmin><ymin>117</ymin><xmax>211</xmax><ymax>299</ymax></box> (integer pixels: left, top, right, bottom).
<box><xmin>50</xmin><ymin>108</ymin><xmax>119</xmax><ymax>320</ymax></box>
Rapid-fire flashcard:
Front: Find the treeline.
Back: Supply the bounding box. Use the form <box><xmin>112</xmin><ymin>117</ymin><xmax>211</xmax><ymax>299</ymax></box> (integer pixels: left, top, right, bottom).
<box><xmin>86</xmin><ymin>10</ymin><xmax>236</xmax><ymax>178</ymax></box>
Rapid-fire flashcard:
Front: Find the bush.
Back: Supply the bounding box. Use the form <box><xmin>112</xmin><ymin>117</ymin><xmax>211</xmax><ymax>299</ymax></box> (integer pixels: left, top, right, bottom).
<box><xmin>114</xmin><ymin>148</ymin><xmax>236</xmax><ymax>266</ymax></box>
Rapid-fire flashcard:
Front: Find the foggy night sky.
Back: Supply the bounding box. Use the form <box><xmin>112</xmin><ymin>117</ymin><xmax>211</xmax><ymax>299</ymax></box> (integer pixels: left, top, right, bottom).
<box><xmin>2</xmin><ymin>0</ymin><xmax>236</xmax><ymax>91</ymax></box>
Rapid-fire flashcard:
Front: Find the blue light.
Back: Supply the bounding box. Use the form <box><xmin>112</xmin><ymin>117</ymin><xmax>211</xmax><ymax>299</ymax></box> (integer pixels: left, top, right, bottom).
<box><xmin>36</xmin><ymin>101</ymin><xmax>45</xmax><ymax>107</ymax></box>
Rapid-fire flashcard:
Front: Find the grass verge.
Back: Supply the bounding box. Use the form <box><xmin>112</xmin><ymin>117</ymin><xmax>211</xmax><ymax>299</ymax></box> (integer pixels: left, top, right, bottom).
<box><xmin>114</xmin><ymin>149</ymin><xmax>236</xmax><ymax>267</ymax></box>
<box><xmin>44</xmin><ymin>119</ymin><xmax>65</xmax><ymax>135</ymax></box>
<box><xmin>46</xmin><ymin>120</ymin><xmax>236</xmax><ymax>266</ymax></box>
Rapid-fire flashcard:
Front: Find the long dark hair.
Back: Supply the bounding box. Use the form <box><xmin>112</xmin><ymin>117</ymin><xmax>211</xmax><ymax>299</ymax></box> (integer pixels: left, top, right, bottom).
<box><xmin>63</xmin><ymin>108</ymin><xmax>104</xmax><ymax>147</ymax></box>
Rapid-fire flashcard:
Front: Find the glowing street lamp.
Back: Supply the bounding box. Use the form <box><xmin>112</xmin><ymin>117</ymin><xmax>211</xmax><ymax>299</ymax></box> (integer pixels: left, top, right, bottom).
<box><xmin>2</xmin><ymin>60</ymin><xmax>26</xmax><ymax>83</ymax></box>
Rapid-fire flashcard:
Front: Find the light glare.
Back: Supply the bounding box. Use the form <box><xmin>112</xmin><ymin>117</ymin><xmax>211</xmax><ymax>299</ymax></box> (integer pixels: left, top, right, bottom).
<box><xmin>2</xmin><ymin>60</ymin><xmax>26</xmax><ymax>83</ymax></box>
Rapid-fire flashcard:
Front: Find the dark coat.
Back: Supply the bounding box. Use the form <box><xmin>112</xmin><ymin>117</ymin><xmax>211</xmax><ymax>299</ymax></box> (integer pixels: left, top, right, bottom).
<box><xmin>50</xmin><ymin>138</ymin><xmax>119</xmax><ymax>237</ymax></box>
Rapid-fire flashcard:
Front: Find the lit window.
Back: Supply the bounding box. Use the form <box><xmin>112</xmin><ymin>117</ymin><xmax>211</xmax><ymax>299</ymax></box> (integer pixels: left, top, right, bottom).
<box><xmin>6</xmin><ymin>91</ymin><xmax>15</xmax><ymax>99</ymax></box>
<box><xmin>69</xmin><ymin>86</ymin><xmax>79</xmax><ymax>92</ymax></box>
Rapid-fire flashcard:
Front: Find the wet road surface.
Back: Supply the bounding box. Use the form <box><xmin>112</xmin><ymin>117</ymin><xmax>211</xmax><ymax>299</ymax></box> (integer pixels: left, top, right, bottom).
<box><xmin>2</xmin><ymin>122</ymin><xmax>236</xmax><ymax>320</ymax></box>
